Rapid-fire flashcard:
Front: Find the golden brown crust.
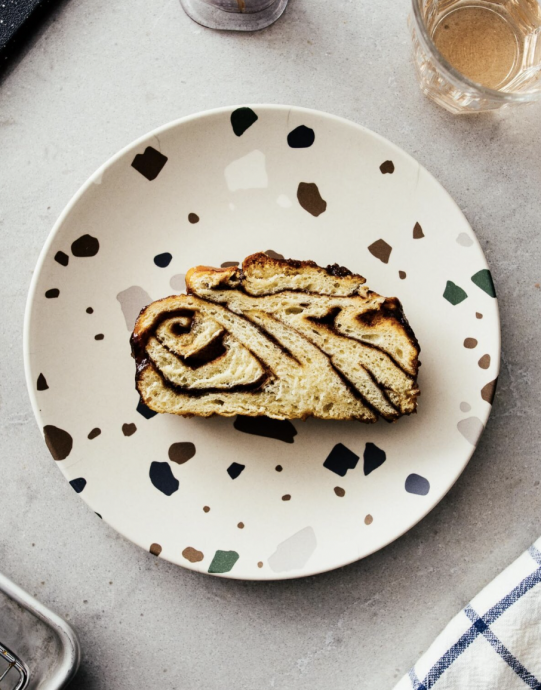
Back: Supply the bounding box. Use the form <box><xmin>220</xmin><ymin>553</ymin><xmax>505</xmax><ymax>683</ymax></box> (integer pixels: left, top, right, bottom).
<box><xmin>241</xmin><ymin>252</ymin><xmax>365</xmax><ymax>282</ymax></box>
<box><xmin>185</xmin><ymin>253</ymin><xmax>369</xmax><ymax>298</ymax></box>
<box><xmin>185</xmin><ymin>264</ymin><xmax>240</xmax><ymax>293</ymax></box>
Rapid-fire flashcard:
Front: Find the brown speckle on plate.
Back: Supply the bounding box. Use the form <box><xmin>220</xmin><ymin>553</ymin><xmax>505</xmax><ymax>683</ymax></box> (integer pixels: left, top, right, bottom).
<box><xmin>413</xmin><ymin>222</ymin><xmax>425</xmax><ymax>239</ymax></box>
<box><xmin>297</xmin><ymin>182</ymin><xmax>327</xmax><ymax>217</ymax></box>
<box><xmin>481</xmin><ymin>378</ymin><xmax>497</xmax><ymax>404</ymax></box>
<box><xmin>149</xmin><ymin>543</ymin><xmax>162</xmax><ymax>556</ymax></box>
<box><xmin>478</xmin><ymin>354</ymin><xmax>491</xmax><ymax>369</ymax></box>
<box><xmin>122</xmin><ymin>423</ymin><xmax>137</xmax><ymax>437</ymax></box>
<box><xmin>168</xmin><ymin>442</ymin><xmax>196</xmax><ymax>464</ymax></box>
<box><xmin>182</xmin><ymin>546</ymin><xmax>204</xmax><ymax>563</ymax></box>
<box><xmin>368</xmin><ymin>239</ymin><xmax>392</xmax><ymax>264</ymax></box>
<box><xmin>43</xmin><ymin>425</ymin><xmax>73</xmax><ymax>461</ymax></box>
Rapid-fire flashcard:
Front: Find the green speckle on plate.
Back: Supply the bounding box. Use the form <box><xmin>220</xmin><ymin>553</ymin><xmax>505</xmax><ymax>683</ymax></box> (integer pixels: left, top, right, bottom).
<box><xmin>471</xmin><ymin>269</ymin><xmax>496</xmax><ymax>298</ymax></box>
<box><xmin>443</xmin><ymin>280</ymin><xmax>468</xmax><ymax>305</ymax></box>
<box><xmin>208</xmin><ymin>550</ymin><xmax>240</xmax><ymax>574</ymax></box>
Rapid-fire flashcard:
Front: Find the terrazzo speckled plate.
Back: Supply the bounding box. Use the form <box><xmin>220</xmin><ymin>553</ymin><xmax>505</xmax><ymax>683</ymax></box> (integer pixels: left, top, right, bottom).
<box><xmin>24</xmin><ymin>105</ymin><xmax>500</xmax><ymax>580</ymax></box>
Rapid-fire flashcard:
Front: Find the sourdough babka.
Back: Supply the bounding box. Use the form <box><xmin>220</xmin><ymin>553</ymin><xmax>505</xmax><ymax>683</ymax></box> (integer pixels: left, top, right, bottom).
<box><xmin>131</xmin><ymin>253</ymin><xmax>420</xmax><ymax>422</ymax></box>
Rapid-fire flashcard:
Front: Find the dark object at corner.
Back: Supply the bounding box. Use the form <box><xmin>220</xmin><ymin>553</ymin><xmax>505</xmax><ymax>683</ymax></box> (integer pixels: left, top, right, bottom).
<box><xmin>0</xmin><ymin>0</ymin><xmax>60</xmax><ymax>73</ymax></box>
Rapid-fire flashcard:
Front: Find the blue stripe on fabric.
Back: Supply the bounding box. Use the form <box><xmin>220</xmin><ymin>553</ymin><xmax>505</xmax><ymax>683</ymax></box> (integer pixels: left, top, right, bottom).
<box><xmin>422</xmin><ymin>622</ymin><xmax>480</xmax><ymax>689</ymax></box>
<box><xmin>483</xmin><ymin>567</ymin><xmax>541</xmax><ymax>625</ymax></box>
<box><xmin>414</xmin><ymin>559</ymin><xmax>541</xmax><ymax>689</ymax></box>
<box><xmin>465</xmin><ymin>606</ymin><xmax>541</xmax><ymax>690</ymax></box>
<box><xmin>408</xmin><ymin>667</ymin><xmax>425</xmax><ymax>690</ymax></box>
<box><xmin>528</xmin><ymin>545</ymin><xmax>541</xmax><ymax>566</ymax></box>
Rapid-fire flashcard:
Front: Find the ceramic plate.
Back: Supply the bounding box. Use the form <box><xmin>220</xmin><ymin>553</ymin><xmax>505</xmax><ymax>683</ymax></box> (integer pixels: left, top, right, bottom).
<box><xmin>24</xmin><ymin>105</ymin><xmax>500</xmax><ymax>580</ymax></box>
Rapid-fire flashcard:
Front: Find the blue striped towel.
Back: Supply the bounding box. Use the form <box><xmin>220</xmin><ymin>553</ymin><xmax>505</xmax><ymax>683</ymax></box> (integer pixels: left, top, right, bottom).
<box><xmin>394</xmin><ymin>539</ymin><xmax>541</xmax><ymax>690</ymax></box>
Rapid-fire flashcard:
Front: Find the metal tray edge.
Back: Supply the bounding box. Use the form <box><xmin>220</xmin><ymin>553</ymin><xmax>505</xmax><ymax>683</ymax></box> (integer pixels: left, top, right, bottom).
<box><xmin>0</xmin><ymin>573</ymin><xmax>80</xmax><ymax>689</ymax></box>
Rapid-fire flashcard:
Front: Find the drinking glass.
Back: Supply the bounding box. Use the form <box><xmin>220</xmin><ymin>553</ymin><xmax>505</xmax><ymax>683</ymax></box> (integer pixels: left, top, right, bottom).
<box><xmin>409</xmin><ymin>0</ymin><xmax>541</xmax><ymax>113</ymax></box>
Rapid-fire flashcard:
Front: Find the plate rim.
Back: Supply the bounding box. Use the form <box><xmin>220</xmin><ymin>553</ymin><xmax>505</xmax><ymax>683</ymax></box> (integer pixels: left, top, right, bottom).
<box><xmin>23</xmin><ymin>104</ymin><xmax>501</xmax><ymax>580</ymax></box>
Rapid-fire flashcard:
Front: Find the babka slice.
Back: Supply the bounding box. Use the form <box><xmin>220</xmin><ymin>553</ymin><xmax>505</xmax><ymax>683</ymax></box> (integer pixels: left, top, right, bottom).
<box><xmin>131</xmin><ymin>253</ymin><xmax>420</xmax><ymax>422</ymax></box>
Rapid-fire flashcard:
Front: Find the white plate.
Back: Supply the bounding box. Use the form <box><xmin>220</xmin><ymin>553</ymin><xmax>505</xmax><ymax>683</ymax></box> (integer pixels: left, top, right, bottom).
<box><xmin>24</xmin><ymin>105</ymin><xmax>500</xmax><ymax>580</ymax></box>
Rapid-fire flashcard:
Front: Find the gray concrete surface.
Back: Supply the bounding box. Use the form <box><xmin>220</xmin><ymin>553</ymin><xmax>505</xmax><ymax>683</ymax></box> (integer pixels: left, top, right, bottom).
<box><xmin>1</xmin><ymin>1</ymin><xmax>540</xmax><ymax>688</ymax></box>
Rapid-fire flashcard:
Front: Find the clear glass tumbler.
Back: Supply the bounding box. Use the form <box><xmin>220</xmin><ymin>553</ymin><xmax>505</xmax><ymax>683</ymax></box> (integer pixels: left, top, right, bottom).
<box><xmin>409</xmin><ymin>0</ymin><xmax>541</xmax><ymax>113</ymax></box>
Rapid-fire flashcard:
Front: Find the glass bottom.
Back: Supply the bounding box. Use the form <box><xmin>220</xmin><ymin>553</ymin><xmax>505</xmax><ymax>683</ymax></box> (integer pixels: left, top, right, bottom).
<box><xmin>432</xmin><ymin>5</ymin><xmax>521</xmax><ymax>91</ymax></box>
<box><xmin>180</xmin><ymin>0</ymin><xmax>289</xmax><ymax>31</ymax></box>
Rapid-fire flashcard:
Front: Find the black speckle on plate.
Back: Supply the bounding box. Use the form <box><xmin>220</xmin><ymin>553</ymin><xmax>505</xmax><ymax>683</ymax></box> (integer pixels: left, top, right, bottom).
<box><xmin>131</xmin><ymin>147</ymin><xmax>168</xmax><ymax>181</ymax></box>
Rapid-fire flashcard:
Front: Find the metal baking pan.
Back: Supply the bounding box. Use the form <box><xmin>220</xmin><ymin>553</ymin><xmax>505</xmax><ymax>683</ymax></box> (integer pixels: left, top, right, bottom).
<box><xmin>0</xmin><ymin>572</ymin><xmax>80</xmax><ymax>689</ymax></box>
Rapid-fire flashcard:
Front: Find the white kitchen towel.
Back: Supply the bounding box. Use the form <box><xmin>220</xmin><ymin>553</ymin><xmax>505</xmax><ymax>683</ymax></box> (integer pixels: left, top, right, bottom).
<box><xmin>393</xmin><ymin>538</ymin><xmax>541</xmax><ymax>690</ymax></box>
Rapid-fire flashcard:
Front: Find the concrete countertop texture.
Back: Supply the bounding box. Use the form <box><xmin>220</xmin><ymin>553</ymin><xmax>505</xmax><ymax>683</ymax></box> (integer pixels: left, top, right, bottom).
<box><xmin>1</xmin><ymin>0</ymin><xmax>540</xmax><ymax>688</ymax></box>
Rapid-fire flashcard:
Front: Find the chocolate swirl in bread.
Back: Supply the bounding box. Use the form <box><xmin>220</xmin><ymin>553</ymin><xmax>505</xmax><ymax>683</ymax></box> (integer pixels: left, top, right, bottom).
<box><xmin>131</xmin><ymin>253</ymin><xmax>420</xmax><ymax>422</ymax></box>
